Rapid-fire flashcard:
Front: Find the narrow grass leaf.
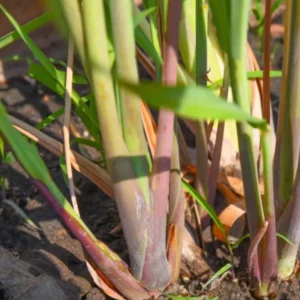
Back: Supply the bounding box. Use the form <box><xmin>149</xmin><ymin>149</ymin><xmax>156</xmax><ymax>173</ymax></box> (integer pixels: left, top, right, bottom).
<box><xmin>3</xmin><ymin>152</ymin><xmax>15</xmax><ymax>164</ymax></box>
<box><xmin>247</xmin><ymin>70</ymin><xmax>282</xmax><ymax>79</ymax></box>
<box><xmin>182</xmin><ymin>179</ymin><xmax>226</xmax><ymax>239</ymax></box>
<box><xmin>28</xmin><ymin>64</ymin><xmax>66</xmax><ymax>95</ymax></box>
<box><xmin>258</xmin><ymin>0</ymin><xmax>284</xmax><ymax>29</ymax></box>
<box><xmin>133</xmin><ymin>7</ymin><xmax>156</xmax><ymax>28</ymax></box>
<box><xmin>0</xmin><ymin>137</ymin><xmax>4</xmax><ymax>158</ymax></box>
<box><xmin>28</xmin><ymin>63</ymin><xmax>100</xmax><ymax>142</ymax></box>
<box><xmin>277</xmin><ymin>232</ymin><xmax>294</xmax><ymax>246</ymax></box>
<box><xmin>271</xmin><ymin>0</ymin><xmax>284</xmax><ymax>14</ymax></box>
<box><xmin>0</xmin><ymin>6</ymin><xmax>98</xmax><ymax>143</ymax></box>
<box><xmin>201</xmin><ymin>263</ymin><xmax>232</xmax><ymax>290</ymax></box>
<box><xmin>0</xmin><ymin>102</ymin><xmax>151</xmax><ymax>300</ymax></box>
<box><xmin>231</xmin><ymin>233</ymin><xmax>250</xmax><ymax>249</ymax></box>
<box><xmin>59</xmin><ymin>155</ymin><xmax>69</xmax><ymax>187</ymax></box>
<box><xmin>252</xmin><ymin>0</ymin><xmax>263</xmax><ymax>23</ymax></box>
<box><xmin>0</xmin><ymin>4</ymin><xmax>58</xmax><ymax>78</ymax></box>
<box><xmin>0</xmin><ymin>13</ymin><xmax>52</xmax><ymax>49</ymax></box>
<box><xmin>29</xmin><ymin>63</ymin><xmax>87</xmax><ymax>87</ymax></box>
<box><xmin>4</xmin><ymin>199</ymin><xmax>41</xmax><ymax>230</ymax></box>
<box><xmin>36</xmin><ymin>108</ymin><xmax>64</xmax><ymax>130</ymax></box>
<box><xmin>209</xmin><ymin>0</ymin><xmax>229</xmax><ymax>54</ymax></box>
<box><xmin>3</xmin><ymin>54</ymin><xmax>33</xmax><ymax>64</ymax></box>
<box><xmin>210</xmin><ymin>70</ymin><xmax>282</xmax><ymax>90</ymax></box>
<box><xmin>71</xmin><ymin>138</ymin><xmax>99</xmax><ymax>149</ymax></box>
<box><xmin>135</xmin><ymin>27</ymin><xmax>162</xmax><ymax>66</ymax></box>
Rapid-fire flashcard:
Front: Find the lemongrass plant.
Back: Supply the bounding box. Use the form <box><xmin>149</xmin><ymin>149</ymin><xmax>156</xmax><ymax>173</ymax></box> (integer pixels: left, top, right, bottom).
<box><xmin>0</xmin><ymin>0</ymin><xmax>299</xmax><ymax>299</ymax></box>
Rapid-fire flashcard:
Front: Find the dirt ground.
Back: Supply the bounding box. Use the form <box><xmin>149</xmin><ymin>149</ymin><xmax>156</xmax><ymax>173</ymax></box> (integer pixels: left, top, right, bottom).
<box><xmin>1</xmin><ymin>5</ymin><xmax>300</xmax><ymax>300</ymax></box>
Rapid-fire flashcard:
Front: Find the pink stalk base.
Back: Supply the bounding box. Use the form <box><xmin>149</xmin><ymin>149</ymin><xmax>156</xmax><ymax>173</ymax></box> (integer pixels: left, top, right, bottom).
<box><xmin>32</xmin><ymin>178</ymin><xmax>154</xmax><ymax>300</ymax></box>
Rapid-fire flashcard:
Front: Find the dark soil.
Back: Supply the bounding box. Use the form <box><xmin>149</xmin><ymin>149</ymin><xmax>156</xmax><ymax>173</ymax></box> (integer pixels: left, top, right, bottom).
<box><xmin>1</xmin><ymin>6</ymin><xmax>300</xmax><ymax>300</ymax></box>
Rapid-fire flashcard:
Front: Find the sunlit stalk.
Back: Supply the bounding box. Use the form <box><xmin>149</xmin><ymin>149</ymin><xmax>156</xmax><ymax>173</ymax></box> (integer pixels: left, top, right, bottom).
<box><xmin>48</xmin><ymin>0</ymin><xmax>88</xmax><ymax>71</ymax></box>
<box><xmin>274</xmin><ymin>0</ymin><xmax>300</xmax><ymax>217</ymax></box>
<box><xmin>151</xmin><ymin>0</ymin><xmax>182</xmax><ymax>216</ymax></box>
<box><xmin>194</xmin><ymin>0</ymin><xmax>209</xmax><ymax>230</ymax></box>
<box><xmin>168</xmin><ymin>129</ymin><xmax>185</xmax><ymax>281</ymax></box>
<box><xmin>208</xmin><ymin>58</ymin><xmax>230</xmax><ymax>209</ymax></box>
<box><xmin>259</xmin><ymin>130</ymin><xmax>277</xmax><ymax>295</ymax></box>
<box><xmin>109</xmin><ymin>0</ymin><xmax>149</xmax><ymax>157</ymax></box>
<box><xmin>145</xmin><ymin>0</ymin><xmax>162</xmax><ymax>79</ymax></box>
<box><xmin>226</xmin><ymin>0</ymin><xmax>266</xmax><ymax>291</ymax></box>
<box><xmin>276</xmin><ymin>0</ymin><xmax>300</xmax><ymax>278</ymax></box>
<box><xmin>149</xmin><ymin>3</ymin><xmax>182</xmax><ymax>287</ymax></box>
<box><xmin>108</xmin><ymin>0</ymin><xmax>151</xmax><ymax>204</ymax></box>
<box><xmin>262</xmin><ymin>0</ymin><xmax>272</xmax><ymax>123</ymax></box>
<box><xmin>63</xmin><ymin>39</ymin><xmax>78</xmax><ymax>213</ymax></box>
<box><xmin>81</xmin><ymin>0</ymin><xmax>158</xmax><ymax>287</ymax></box>
<box><xmin>277</xmin><ymin>157</ymin><xmax>300</xmax><ymax>278</ymax></box>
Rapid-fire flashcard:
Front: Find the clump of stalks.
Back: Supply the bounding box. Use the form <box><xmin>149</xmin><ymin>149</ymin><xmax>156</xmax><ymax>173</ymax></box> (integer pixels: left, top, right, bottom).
<box><xmin>0</xmin><ymin>0</ymin><xmax>300</xmax><ymax>299</ymax></box>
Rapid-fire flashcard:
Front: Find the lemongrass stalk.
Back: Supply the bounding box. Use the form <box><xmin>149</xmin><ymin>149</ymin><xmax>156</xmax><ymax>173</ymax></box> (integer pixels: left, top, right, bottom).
<box><xmin>273</xmin><ymin>1</ymin><xmax>292</xmax><ymax>216</ymax></box>
<box><xmin>109</xmin><ymin>0</ymin><xmax>148</xmax><ymax>154</ymax></box>
<box><xmin>47</xmin><ymin>0</ymin><xmax>88</xmax><ymax>72</ymax></box>
<box><xmin>274</xmin><ymin>0</ymin><xmax>300</xmax><ymax>217</ymax></box>
<box><xmin>168</xmin><ymin>126</ymin><xmax>185</xmax><ymax>281</ymax></box>
<box><xmin>109</xmin><ymin>0</ymin><xmax>146</xmax><ymax>122</ymax></box>
<box><xmin>132</xmin><ymin>1</ymin><xmax>194</xmax><ymax>85</ymax></box>
<box><xmin>228</xmin><ymin>0</ymin><xmax>265</xmax><ymax>228</ymax></box>
<box><xmin>150</xmin><ymin>0</ymin><xmax>182</xmax><ymax>220</ymax></box>
<box><xmin>148</xmin><ymin>0</ymin><xmax>182</xmax><ymax>288</ymax></box>
<box><xmin>81</xmin><ymin>0</ymin><xmax>157</xmax><ymax>287</ymax></box>
<box><xmin>208</xmin><ymin>58</ymin><xmax>230</xmax><ymax>208</ymax></box>
<box><xmin>258</xmin><ymin>129</ymin><xmax>277</xmax><ymax>296</ymax></box>
<box><xmin>81</xmin><ymin>0</ymin><xmax>125</xmax><ymax>164</ymax></box>
<box><xmin>276</xmin><ymin>0</ymin><xmax>300</xmax><ymax>278</ymax></box>
<box><xmin>277</xmin><ymin>159</ymin><xmax>300</xmax><ymax>278</ymax></box>
<box><xmin>254</xmin><ymin>2</ymin><xmax>278</xmax><ymax>294</ymax></box>
<box><xmin>194</xmin><ymin>0</ymin><xmax>209</xmax><ymax>223</ymax></box>
<box><xmin>179</xmin><ymin>0</ymin><xmax>224</xmax><ymax>80</ymax></box>
<box><xmin>109</xmin><ymin>0</ymin><xmax>150</xmax><ymax>189</ymax></box>
<box><xmin>109</xmin><ymin>0</ymin><xmax>172</xmax><ymax>289</ymax></box>
<box><xmin>224</xmin><ymin>0</ymin><xmax>266</xmax><ymax>288</ymax></box>
<box><xmin>262</xmin><ymin>0</ymin><xmax>272</xmax><ymax>123</ymax></box>
<box><xmin>33</xmin><ymin>180</ymin><xmax>151</xmax><ymax>300</ymax></box>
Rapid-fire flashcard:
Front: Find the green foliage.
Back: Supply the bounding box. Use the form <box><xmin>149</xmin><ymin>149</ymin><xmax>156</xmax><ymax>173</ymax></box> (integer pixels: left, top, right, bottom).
<box><xmin>0</xmin><ymin>13</ymin><xmax>52</xmax><ymax>49</ymax></box>
<box><xmin>123</xmin><ymin>81</ymin><xmax>267</xmax><ymax>128</ymax></box>
<box><xmin>252</xmin><ymin>0</ymin><xmax>284</xmax><ymax>35</ymax></box>
<box><xmin>1</xmin><ymin>0</ymin><xmax>300</xmax><ymax>299</ymax></box>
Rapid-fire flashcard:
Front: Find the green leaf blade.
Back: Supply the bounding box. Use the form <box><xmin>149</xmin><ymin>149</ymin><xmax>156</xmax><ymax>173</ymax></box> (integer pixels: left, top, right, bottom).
<box><xmin>124</xmin><ymin>81</ymin><xmax>267</xmax><ymax>129</ymax></box>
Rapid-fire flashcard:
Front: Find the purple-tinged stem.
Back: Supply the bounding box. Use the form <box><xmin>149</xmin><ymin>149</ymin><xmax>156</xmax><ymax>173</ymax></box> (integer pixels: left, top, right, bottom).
<box><xmin>208</xmin><ymin>122</ymin><xmax>224</xmax><ymax>205</ymax></box>
<box><xmin>273</xmin><ymin>0</ymin><xmax>300</xmax><ymax>218</ymax></box>
<box><xmin>194</xmin><ymin>0</ymin><xmax>209</xmax><ymax>228</ymax></box>
<box><xmin>32</xmin><ymin>179</ymin><xmax>152</xmax><ymax>300</ymax></box>
<box><xmin>257</xmin><ymin>2</ymin><xmax>278</xmax><ymax>294</ymax></box>
<box><xmin>274</xmin><ymin>0</ymin><xmax>300</xmax><ymax>280</ymax></box>
<box><xmin>277</xmin><ymin>155</ymin><xmax>300</xmax><ymax>278</ymax></box>
<box><xmin>150</xmin><ymin>0</ymin><xmax>182</xmax><ymax>225</ymax></box>
<box><xmin>145</xmin><ymin>0</ymin><xmax>182</xmax><ymax>287</ymax></box>
<box><xmin>262</xmin><ymin>0</ymin><xmax>271</xmax><ymax>124</ymax></box>
<box><xmin>168</xmin><ymin>128</ymin><xmax>185</xmax><ymax>281</ymax></box>
<box><xmin>208</xmin><ymin>64</ymin><xmax>230</xmax><ymax>208</ymax></box>
<box><xmin>258</xmin><ymin>130</ymin><xmax>277</xmax><ymax>296</ymax></box>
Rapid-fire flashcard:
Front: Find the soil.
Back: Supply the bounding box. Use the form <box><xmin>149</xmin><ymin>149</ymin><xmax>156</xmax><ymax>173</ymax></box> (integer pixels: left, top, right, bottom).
<box><xmin>1</xmin><ymin>5</ymin><xmax>300</xmax><ymax>300</ymax></box>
